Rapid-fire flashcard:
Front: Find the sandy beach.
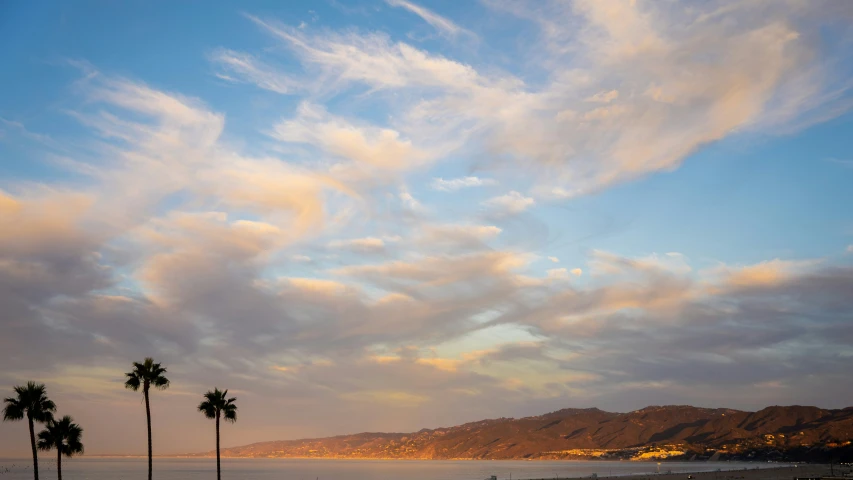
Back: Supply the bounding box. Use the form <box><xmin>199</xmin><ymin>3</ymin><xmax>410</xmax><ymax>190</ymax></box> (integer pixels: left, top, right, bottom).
<box><xmin>535</xmin><ymin>465</ymin><xmax>846</xmax><ymax>480</ymax></box>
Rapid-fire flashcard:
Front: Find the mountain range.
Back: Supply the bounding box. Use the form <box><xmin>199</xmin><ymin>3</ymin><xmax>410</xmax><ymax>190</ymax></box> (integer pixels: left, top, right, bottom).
<box><xmin>193</xmin><ymin>405</ymin><xmax>853</xmax><ymax>460</ymax></box>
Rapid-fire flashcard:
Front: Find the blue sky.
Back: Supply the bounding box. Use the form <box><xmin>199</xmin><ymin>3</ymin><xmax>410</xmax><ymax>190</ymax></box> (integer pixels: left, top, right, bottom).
<box><xmin>1</xmin><ymin>0</ymin><xmax>853</xmax><ymax>456</ymax></box>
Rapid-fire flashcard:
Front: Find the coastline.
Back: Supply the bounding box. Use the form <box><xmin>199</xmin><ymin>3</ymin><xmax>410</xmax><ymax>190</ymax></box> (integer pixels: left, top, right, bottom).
<box><xmin>539</xmin><ymin>465</ymin><xmax>840</xmax><ymax>480</ymax></box>
<box><xmin>74</xmin><ymin>456</ymin><xmax>818</xmax><ymax>464</ymax></box>
<box><xmin>1</xmin><ymin>455</ymin><xmax>822</xmax><ymax>466</ymax></box>
<box><xmin>70</xmin><ymin>456</ymin><xmax>831</xmax><ymax>465</ymax></box>
<box><xmin>1</xmin><ymin>458</ymin><xmax>842</xmax><ymax>480</ymax></box>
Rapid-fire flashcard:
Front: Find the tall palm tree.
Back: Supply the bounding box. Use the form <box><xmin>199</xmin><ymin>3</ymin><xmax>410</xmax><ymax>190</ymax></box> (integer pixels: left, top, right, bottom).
<box><xmin>2</xmin><ymin>382</ymin><xmax>56</xmax><ymax>480</ymax></box>
<box><xmin>198</xmin><ymin>388</ymin><xmax>237</xmax><ymax>480</ymax></box>
<box><xmin>124</xmin><ymin>358</ymin><xmax>170</xmax><ymax>480</ymax></box>
<box><xmin>37</xmin><ymin>415</ymin><xmax>84</xmax><ymax>480</ymax></box>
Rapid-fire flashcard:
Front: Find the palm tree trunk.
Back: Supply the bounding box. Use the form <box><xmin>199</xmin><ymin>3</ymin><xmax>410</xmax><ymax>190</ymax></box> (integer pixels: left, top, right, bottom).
<box><xmin>57</xmin><ymin>448</ymin><xmax>62</xmax><ymax>480</ymax></box>
<box><xmin>145</xmin><ymin>387</ymin><xmax>152</xmax><ymax>480</ymax></box>
<box><xmin>216</xmin><ymin>413</ymin><xmax>221</xmax><ymax>480</ymax></box>
<box><xmin>28</xmin><ymin>415</ymin><xmax>39</xmax><ymax>480</ymax></box>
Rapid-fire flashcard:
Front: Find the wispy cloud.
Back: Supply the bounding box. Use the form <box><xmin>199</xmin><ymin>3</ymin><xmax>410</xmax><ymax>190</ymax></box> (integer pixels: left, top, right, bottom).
<box><xmin>328</xmin><ymin>236</ymin><xmax>401</xmax><ymax>253</ymax></box>
<box><xmin>272</xmin><ymin>102</ymin><xmax>433</xmax><ymax>172</ymax></box>
<box><xmin>244</xmin><ymin>13</ymin><xmax>490</xmax><ymax>92</ymax></box>
<box><xmin>240</xmin><ymin>2</ymin><xmax>853</xmax><ymax>199</ymax></box>
<box><xmin>385</xmin><ymin>0</ymin><xmax>475</xmax><ymax>39</ymax></box>
<box><xmin>585</xmin><ymin>89</ymin><xmax>619</xmax><ymax>103</ymax></box>
<box><xmin>0</xmin><ymin>117</ymin><xmax>56</xmax><ymax>146</ymax></box>
<box><xmin>431</xmin><ymin>176</ymin><xmax>498</xmax><ymax>191</ymax></box>
<box><xmin>482</xmin><ymin>190</ymin><xmax>535</xmax><ymax>215</ymax></box>
<box><xmin>208</xmin><ymin>48</ymin><xmax>296</xmax><ymax>94</ymax></box>
<box><xmin>827</xmin><ymin>157</ymin><xmax>853</xmax><ymax>168</ymax></box>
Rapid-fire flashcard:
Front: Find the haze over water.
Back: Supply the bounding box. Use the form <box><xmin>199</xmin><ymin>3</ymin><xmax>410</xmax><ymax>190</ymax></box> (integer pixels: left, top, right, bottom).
<box><xmin>0</xmin><ymin>459</ymin><xmax>784</xmax><ymax>480</ymax></box>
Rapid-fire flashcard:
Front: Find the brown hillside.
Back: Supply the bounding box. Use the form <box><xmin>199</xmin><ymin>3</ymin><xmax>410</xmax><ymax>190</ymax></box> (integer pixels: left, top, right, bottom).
<box><xmin>196</xmin><ymin>404</ymin><xmax>853</xmax><ymax>459</ymax></box>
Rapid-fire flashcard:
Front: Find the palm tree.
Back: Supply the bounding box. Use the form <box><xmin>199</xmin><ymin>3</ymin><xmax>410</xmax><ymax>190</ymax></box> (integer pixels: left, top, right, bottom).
<box><xmin>124</xmin><ymin>358</ymin><xmax>170</xmax><ymax>480</ymax></box>
<box><xmin>198</xmin><ymin>388</ymin><xmax>237</xmax><ymax>480</ymax></box>
<box><xmin>2</xmin><ymin>382</ymin><xmax>56</xmax><ymax>480</ymax></box>
<box><xmin>37</xmin><ymin>415</ymin><xmax>84</xmax><ymax>480</ymax></box>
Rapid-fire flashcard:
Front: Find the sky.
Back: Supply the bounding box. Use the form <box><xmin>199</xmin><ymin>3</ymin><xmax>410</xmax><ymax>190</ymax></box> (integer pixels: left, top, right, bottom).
<box><xmin>1</xmin><ymin>0</ymin><xmax>853</xmax><ymax>457</ymax></box>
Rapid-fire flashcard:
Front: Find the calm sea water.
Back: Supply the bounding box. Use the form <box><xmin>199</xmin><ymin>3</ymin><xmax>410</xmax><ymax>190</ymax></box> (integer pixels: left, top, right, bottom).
<box><xmin>0</xmin><ymin>458</ymin><xmax>784</xmax><ymax>480</ymax></box>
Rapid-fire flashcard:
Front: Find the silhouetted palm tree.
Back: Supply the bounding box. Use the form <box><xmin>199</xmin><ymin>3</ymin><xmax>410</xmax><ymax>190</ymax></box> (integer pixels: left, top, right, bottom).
<box><xmin>198</xmin><ymin>388</ymin><xmax>237</xmax><ymax>480</ymax></box>
<box><xmin>37</xmin><ymin>415</ymin><xmax>84</xmax><ymax>480</ymax></box>
<box><xmin>2</xmin><ymin>382</ymin><xmax>56</xmax><ymax>480</ymax></box>
<box><xmin>125</xmin><ymin>358</ymin><xmax>170</xmax><ymax>480</ymax></box>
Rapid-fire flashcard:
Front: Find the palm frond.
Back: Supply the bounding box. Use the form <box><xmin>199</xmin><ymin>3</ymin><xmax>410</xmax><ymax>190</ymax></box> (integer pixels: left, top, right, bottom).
<box><xmin>3</xmin><ymin>382</ymin><xmax>55</xmax><ymax>423</ymax></box>
<box><xmin>37</xmin><ymin>426</ymin><xmax>56</xmax><ymax>451</ymax></box>
<box><xmin>223</xmin><ymin>404</ymin><xmax>237</xmax><ymax>423</ymax></box>
<box><xmin>198</xmin><ymin>387</ymin><xmax>238</xmax><ymax>423</ymax></box>
<box><xmin>198</xmin><ymin>400</ymin><xmax>217</xmax><ymax>419</ymax></box>
<box><xmin>2</xmin><ymin>397</ymin><xmax>24</xmax><ymax>421</ymax></box>
<box><xmin>124</xmin><ymin>372</ymin><xmax>141</xmax><ymax>391</ymax></box>
<box><xmin>152</xmin><ymin>375</ymin><xmax>170</xmax><ymax>390</ymax></box>
<box><xmin>37</xmin><ymin>416</ymin><xmax>85</xmax><ymax>458</ymax></box>
<box><xmin>124</xmin><ymin>358</ymin><xmax>170</xmax><ymax>392</ymax></box>
<box><xmin>32</xmin><ymin>409</ymin><xmax>54</xmax><ymax>423</ymax></box>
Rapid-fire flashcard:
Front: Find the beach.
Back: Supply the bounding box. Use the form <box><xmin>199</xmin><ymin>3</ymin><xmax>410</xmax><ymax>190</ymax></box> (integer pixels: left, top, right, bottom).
<box><xmin>0</xmin><ymin>458</ymin><xmax>839</xmax><ymax>480</ymax></box>
<box><xmin>541</xmin><ymin>465</ymin><xmax>845</xmax><ymax>480</ymax></box>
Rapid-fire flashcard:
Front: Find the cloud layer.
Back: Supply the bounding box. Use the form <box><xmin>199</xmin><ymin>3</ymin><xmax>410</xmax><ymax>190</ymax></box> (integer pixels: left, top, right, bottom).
<box><xmin>1</xmin><ymin>0</ymin><xmax>852</xmax><ymax>457</ymax></box>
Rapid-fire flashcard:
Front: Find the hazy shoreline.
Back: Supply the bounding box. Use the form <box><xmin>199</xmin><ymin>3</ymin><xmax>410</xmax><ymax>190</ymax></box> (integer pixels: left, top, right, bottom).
<box><xmin>548</xmin><ymin>464</ymin><xmax>837</xmax><ymax>480</ymax></box>
<box><xmin>1</xmin><ymin>455</ymin><xmax>815</xmax><ymax>465</ymax></box>
<box><xmin>0</xmin><ymin>458</ymin><xmax>835</xmax><ymax>480</ymax></box>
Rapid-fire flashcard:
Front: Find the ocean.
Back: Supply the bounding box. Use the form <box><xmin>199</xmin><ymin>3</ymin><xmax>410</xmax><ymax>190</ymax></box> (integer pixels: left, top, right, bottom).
<box><xmin>0</xmin><ymin>458</ymin><xmax>784</xmax><ymax>480</ymax></box>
